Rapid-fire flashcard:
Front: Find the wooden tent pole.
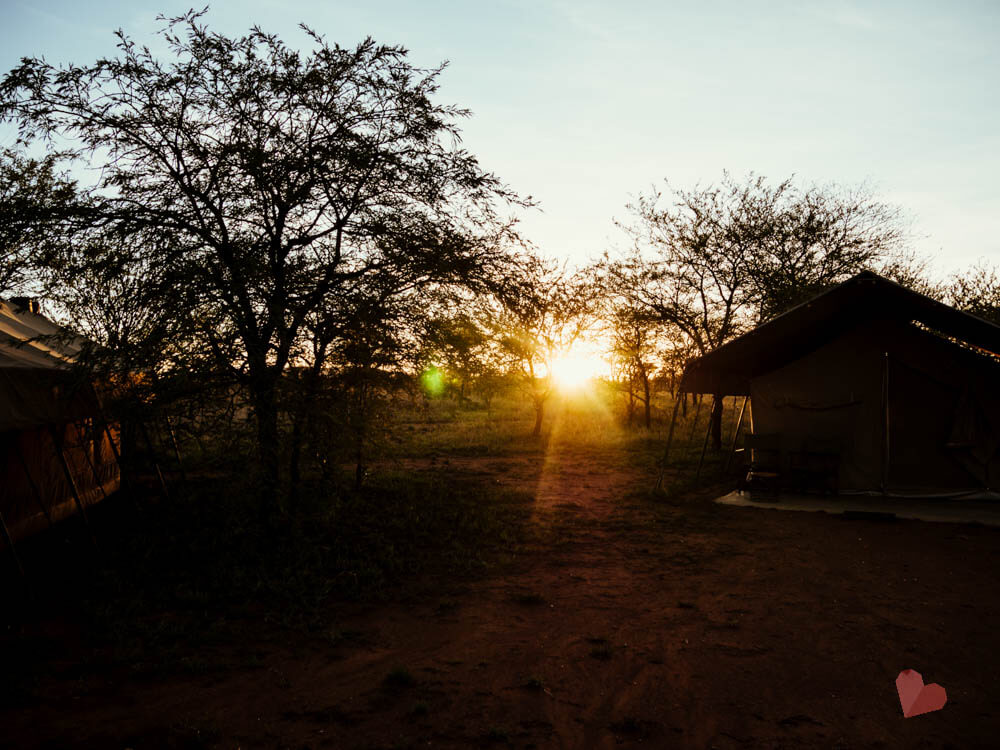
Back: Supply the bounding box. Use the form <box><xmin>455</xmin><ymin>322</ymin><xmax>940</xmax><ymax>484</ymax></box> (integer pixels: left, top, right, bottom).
<box><xmin>74</xmin><ymin>421</ymin><xmax>110</xmax><ymax>504</ymax></box>
<box><xmin>140</xmin><ymin>421</ymin><xmax>170</xmax><ymax>499</ymax></box>
<box><xmin>101</xmin><ymin>421</ymin><xmax>134</xmax><ymax>498</ymax></box>
<box><xmin>694</xmin><ymin>407</ymin><xmax>713</xmax><ymax>483</ymax></box>
<box><xmin>725</xmin><ymin>396</ymin><xmax>749</xmax><ymax>473</ymax></box>
<box><xmin>48</xmin><ymin>424</ymin><xmax>98</xmax><ymax>550</ymax></box>
<box><xmin>91</xmin><ymin>389</ymin><xmax>135</xmax><ymax>497</ymax></box>
<box><xmin>655</xmin><ymin>394</ymin><xmax>684</xmax><ymax>491</ymax></box>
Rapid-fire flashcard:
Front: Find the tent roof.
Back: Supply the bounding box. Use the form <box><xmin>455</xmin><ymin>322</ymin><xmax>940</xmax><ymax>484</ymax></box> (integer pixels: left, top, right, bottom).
<box><xmin>680</xmin><ymin>271</ymin><xmax>1000</xmax><ymax>396</ymax></box>
<box><xmin>0</xmin><ymin>299</ymin><xmax>94</xmax><ymax>431</ymax></box>
<box><xmin>0</xmin><ymin>298</ymin><xmax>82</xmax><ymax>370</ymax></box>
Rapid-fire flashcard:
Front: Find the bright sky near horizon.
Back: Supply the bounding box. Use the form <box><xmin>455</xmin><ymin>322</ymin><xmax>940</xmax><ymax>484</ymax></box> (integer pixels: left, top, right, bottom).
<box><xmin>2</xmin><ymin>1</ymin><xmax>997</xmax><ymax>278</ymax></box>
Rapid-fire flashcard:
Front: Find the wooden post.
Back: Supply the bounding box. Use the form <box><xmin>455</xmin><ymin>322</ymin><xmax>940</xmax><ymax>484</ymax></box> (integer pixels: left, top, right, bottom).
<box><xmin>74</xmin><ymin>421</ymin><xmax>110</xmax><ymax>503</ymax></box>
<box><xmin>655</xmin><ymin>394</ymin><xmax>684</xmax><ymax>491</ymax></box>
<box><xmin>48</xmin><ymin>424</ymin><xmax>98</xmax><ymax>550</ymax></box>
<box><xmin>724</xmin><ymin>396</ymin><xmax>749</xmax><ymax>473</ymax></box>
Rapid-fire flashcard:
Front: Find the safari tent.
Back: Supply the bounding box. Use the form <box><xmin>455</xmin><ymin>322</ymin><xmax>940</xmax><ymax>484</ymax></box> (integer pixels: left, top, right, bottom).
<box><xmin>677</xmin><ymin>271</ymin><xmax>1000</xmax><ymax>498</ymax></box>
<box><xmin>0</xmin><ymin>298</ymin><xmax>120</xmax><ymax>548</ymax></box>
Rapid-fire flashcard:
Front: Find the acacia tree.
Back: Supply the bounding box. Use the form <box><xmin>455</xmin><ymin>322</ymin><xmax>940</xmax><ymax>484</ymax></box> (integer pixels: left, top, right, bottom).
<box><xmin>494</xmin><ymin>255</ymin><xmax>592</xmax><ymax>437</ymax></box>
<box><xmin>615</xmin><ymin>172</ymin><xmax>907</xmax><ymax>448</ymax></box>
<box><xmin>0</xmin><ymin>149</ymin><xmax>85</xmax><ymax>296</ymax></box>
<box><xmin>1</xmin><ymin>11</ymin><xmax>524</xmax><ymax>500</ymax></box>
<box><xmin>605</xmin><ymin>305</ymin><xmax>663</xmax><ymax>429</ymax></box>
<box><xmin>945</xmin><ymin>261</ymin><xmax>1000</xmax><ymax>326</ymax></box>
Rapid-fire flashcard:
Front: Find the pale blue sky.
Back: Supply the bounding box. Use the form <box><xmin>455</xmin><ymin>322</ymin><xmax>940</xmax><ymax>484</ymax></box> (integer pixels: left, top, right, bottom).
<box><xmin>2</xmin><ymin>1</ymin><xmax>997</xmax><ymax>276</ymax></box>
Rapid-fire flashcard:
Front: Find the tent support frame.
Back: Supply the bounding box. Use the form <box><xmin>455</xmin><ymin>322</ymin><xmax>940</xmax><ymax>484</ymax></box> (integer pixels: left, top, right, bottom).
<box><xmin>655</xmin><ymin>394</ymin><xmax>684</xmax><ymax>491</ymax></box>
<box><xmin>74</xmin><ymin>420</ymin><xmax>110</xmax><ymax>504</ymax></box>
<box><xmin>725</xmin><ymin>396</ymin><xmax>749</xmax><ymax>473</ymax></box>
<box><xmin>694</xmin><ymin>403</ymin><xmax>714</xmax><ymax>482</ymax></box>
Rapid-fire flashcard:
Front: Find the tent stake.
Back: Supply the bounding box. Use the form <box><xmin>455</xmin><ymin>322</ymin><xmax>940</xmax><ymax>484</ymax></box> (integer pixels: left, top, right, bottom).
<box><xmin>724</xmin><ymin>396</ymin><xmax>749</xmax><ymax>473</ymax></box>
<box><xmin>655</xmin><ymin>395</ymin><xmax>684</xmax><ymax>491</ymax></box>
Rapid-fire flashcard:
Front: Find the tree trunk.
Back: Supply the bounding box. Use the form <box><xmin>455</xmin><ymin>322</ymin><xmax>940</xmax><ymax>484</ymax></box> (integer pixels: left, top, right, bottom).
<box><xmin>354</xmin><ymin>384</ymin><xmax>369</xmax><ymax>490</ymax></box>
<box><xmin>710</xmin><ymin>393</ymin><xmax>724</xmax><ymax>451</ymax></box>
<box><xmin>252</xmin><ymin>382</ymin><xmax>281</xmax><ymax>512</ymax></box>
<box><xmin>288</xmin><ymin>363</ymin><xmax>324</xmax><ymax>510</ymax></box>
<box><xmin>532</xmin><ymin>398</ymin><xmax>545</xmax><ymax>437</ymax></box>
<box><xmin>642</xmin><ymin>372</ymin><xmax>652</xmax><ymax>430</ymax></box>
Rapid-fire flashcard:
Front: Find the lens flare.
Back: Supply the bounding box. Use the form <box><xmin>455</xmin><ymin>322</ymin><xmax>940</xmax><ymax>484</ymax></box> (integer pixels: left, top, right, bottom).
<box><xmin>420</xmin><ymin>366</ymin><xmax>445</xmax><ymax>396</ymax></box>
<box><xmin>549</xmin><ymin>348</ymin><xmax>606</xmax><ymax>392</ymax></box>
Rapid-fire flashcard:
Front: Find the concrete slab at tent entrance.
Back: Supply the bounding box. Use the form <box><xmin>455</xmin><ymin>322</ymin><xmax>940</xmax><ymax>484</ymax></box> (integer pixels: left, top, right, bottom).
<box><xmin>715</xmin><ymin>490</ymin><xmax>1000</xmax><ymax>527</ymax></box>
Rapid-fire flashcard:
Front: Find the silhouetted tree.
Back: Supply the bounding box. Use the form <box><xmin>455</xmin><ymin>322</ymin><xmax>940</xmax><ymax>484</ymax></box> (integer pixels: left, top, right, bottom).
<box><xmin>1</xmin><ymin>11</ymin><xmax>525</xmax><ymax>503</ymax></box>
<box><xmin>615</xmin><ymin>172</ymin><xmax>907</xmax><ymax>449</ymax></box>
<box><xmin>0</xmin><ymin>149</ymin><xmax>85</xmax><ymax>296</ymax></box>
<box><xmin>946</xmin><ymin>261</ymin><xmax>1000</xmax><ymax>326</ymax></box>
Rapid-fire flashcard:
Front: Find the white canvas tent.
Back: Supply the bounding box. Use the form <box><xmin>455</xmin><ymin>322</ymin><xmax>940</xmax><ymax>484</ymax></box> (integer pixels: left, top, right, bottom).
<box><xmin>0</xmin><ymin>298</ymin><xmax>120</xmax><ymax>547</ymax></box>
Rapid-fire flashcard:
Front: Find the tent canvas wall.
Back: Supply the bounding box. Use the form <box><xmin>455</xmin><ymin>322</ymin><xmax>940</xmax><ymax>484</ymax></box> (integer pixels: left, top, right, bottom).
<box><xmin>0</xmin><ymin>299</ymin><xmax>120</xmax><ymax>543</ymax></box>
<box><xmin>677</xmin><ymin>272</ymin><xmax>1000</xmax><ymax>498</ymax></box>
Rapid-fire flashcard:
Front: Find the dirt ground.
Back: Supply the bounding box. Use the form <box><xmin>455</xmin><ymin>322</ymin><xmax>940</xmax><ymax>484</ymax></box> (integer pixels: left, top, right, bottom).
<box><xmin>4</xmin><ymin>449</ymin><xmax>1000</xmax><ymax>749</ymax></box>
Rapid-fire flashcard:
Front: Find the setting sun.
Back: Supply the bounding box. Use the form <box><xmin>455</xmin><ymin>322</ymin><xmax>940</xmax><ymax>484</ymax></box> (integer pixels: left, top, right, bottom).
<box><xmin>549</xmin><ymin>347</ymin><xmax>607</xmax><ymax>391</ymax></box>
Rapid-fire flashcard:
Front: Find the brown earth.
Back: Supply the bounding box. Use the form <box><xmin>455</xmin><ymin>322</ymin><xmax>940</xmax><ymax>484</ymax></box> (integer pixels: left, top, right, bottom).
<box><xmin>4</xmin><ymin>449</ymin><xmax>999</xmax><ymax>749</ymax></box>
